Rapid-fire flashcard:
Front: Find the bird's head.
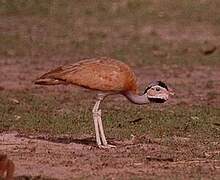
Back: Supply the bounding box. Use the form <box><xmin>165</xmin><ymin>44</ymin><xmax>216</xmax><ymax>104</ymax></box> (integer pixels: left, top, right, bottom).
<box><xmin>144</xmin><ymin>81</ymin><xmax>174</xmax><ymax>103</ymax></box>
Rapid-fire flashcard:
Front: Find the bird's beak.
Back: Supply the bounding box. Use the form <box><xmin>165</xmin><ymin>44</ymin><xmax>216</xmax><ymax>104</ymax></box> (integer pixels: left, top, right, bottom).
<box><xmin>168</xmin><ymin>88</ymin><xmax>175</xmax><ymax>96</ymax></box>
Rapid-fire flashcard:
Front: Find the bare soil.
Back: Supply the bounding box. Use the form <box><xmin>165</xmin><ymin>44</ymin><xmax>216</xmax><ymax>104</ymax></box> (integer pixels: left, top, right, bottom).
<box><xmin>1</xmin><ymin>132</ymin><xmax>220</xmax><ymax>180</ymax></box>
<box><xmin>0</xmin><ymin>58</ymin><xmax>220</xmax><ymax>106</ymax></box>
<box><xmin>0</xmin><ymin>58</ymin><xmax>220</xmax><ymax>179</ymax></box>
<box><xmin>0</xmin><ymin>1</ymin><xmax>220</xmax><ymax>179</ymax></box>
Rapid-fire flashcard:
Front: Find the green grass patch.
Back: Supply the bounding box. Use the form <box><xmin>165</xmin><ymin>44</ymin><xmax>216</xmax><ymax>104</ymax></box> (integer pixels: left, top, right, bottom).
<box><xmin>0</xmin><ymin>91</ymin><xmax>219</xmax><ymax>140</ymax></box>
<box><xmin>0</xmin><ymin>0</ymin><xmax>51</xmax><ymax>16</ymax></box>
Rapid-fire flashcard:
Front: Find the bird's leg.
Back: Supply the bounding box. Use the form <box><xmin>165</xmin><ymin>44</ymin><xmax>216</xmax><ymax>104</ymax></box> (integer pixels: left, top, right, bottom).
<box><xmin>93</xmin><ymin>94</ymin><xmax>116</xmax><ymax>148</ymax></box>
<box><xmin>96</xmin><ymin>109</ymin><xmax>107</xmax><ymax>145</ymax></box>
<box><xmin>97</xmin><ymin>111</ymin><xmax>116</xmax><ymax>148</ymax></box>
<box><xmin>92</xmin><ymin>98</ymin><xmax>102</xmax><ymax>147</ymax></box>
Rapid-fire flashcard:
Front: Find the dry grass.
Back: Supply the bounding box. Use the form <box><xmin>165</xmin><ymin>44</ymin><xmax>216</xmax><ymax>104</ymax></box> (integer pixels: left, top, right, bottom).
<box><xmin>0</xmin><ymin>1</ymin><xmax>220</xmax><ymax>179</ymax></box>
<box><xmin>0</xmin><ymin>0</ymin><xmax>220</xmax><ymax>65</ymax></box>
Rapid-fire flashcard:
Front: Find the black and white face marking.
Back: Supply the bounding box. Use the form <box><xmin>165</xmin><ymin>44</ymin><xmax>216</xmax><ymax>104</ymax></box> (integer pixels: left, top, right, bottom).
<box><xmin>144</xmin><ymin>81</ymin><xmax>169</xmax><ymax>103</ymax></box>
<box><xmin>144</xmin><ymin>81</ymin><xmax>168</xmax><ymax>94</ymax></box>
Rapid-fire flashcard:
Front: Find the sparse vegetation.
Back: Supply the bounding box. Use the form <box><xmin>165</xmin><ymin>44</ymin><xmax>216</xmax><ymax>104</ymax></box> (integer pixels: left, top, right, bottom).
<box><xmin>0</xmin><ymin>0</ymin><xmax>220</xmax><ymax>179</ymax></box>
<box><xmin>0</xmin><ymin>91</ymin><xmax>219</xmax><ymax>139</ymax></box>
<box><xmin>0</xmin><ymin>0</ymin><xmax>220</xmax><ymax>65</ymax></box>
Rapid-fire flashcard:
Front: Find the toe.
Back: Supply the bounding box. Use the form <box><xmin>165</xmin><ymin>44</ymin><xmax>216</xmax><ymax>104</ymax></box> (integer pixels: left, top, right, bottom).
<box><xmin>98</xmin><ymin>144</ymin><xmax>116</xmax><ymax>149</ymax></box>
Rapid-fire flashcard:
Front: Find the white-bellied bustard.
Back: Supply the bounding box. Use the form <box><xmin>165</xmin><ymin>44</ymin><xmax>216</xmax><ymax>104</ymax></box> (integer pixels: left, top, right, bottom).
<box><xmin>35</xmin><ymin>57</ymin><xmax>173</xmax><ymax>148</ymax></box>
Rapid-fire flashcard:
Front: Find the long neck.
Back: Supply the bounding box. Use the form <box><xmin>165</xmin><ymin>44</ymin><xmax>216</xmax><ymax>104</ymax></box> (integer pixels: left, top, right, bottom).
<box><xmin>123</xmin><ymin>91</ymin><xmax>149</xmax><ymax>105</ymax></box>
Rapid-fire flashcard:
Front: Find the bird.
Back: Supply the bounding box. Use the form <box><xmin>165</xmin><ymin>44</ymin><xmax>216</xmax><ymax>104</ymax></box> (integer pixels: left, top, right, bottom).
<box><xmin>35</xmin><ymin>57</ymin><xmax>173</xmax><ymax>148</ymax></box>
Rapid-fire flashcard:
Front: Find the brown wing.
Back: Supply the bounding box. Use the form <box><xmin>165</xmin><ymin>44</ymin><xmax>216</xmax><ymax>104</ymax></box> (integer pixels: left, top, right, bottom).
<box><xmin>35</xmin><ymin>57</ymin><xmax>138</xmax><ymax>93</ymax></box>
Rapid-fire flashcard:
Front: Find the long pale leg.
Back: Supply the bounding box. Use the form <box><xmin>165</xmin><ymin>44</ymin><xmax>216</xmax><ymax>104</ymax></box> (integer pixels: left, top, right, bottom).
<box><xmin>97</xmin><ymin>109</ymin><xmax>116</xmax><ymax>148</ymax></box>
<box><xmin>92</xmin><ymin>99</ymin><xmax>102</xmax><ymax>146</ymax></box>
<box><xmin>92</xmin><ymin>94</ymin><xmax>115</xmax><ymax>148</ymax></box>
<box><xmin>96</xmin><ymin>109</ymin><xmax>107</xmax><ymax>145</ymax></box>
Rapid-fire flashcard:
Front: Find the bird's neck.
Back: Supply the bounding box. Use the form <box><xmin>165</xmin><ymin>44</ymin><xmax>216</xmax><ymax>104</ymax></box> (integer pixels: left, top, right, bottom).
<box><xmin>124</xmin><ymin>91</ymin><xmax>149</xmax><ymax>104</ymax></box>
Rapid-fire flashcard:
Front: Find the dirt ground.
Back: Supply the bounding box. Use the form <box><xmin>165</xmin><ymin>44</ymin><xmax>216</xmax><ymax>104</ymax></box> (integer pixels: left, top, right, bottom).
<box><xmin>1</xmin><ymin>132</ymin><xmax>220</xmax><ymax>180</ymax></box>
<box><xmin>0</xmin><ymin>59</ymin><xmax>220</xmax><ymax>179</ymax></box>
<box><xmin>0</xmin><ymin>58</ymin><xmax>220</xmax><ymax>106</ymax></box>
<box><xmin>0</xmin><ymin>1</ymin><xmax>220</xmax><ymax>179</ymax></box>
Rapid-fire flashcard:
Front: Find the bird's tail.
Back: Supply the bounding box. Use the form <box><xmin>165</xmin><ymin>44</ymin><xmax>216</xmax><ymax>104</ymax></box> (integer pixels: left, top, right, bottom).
<box><xmin>34</xmin><ymin>78</ymin><xmax>67</xmax><ymax>85</ymax></box>
<box><xmin>34</xmin><ymin>66</ymin><xmax>69</xmax><ymax>85</ymax></box>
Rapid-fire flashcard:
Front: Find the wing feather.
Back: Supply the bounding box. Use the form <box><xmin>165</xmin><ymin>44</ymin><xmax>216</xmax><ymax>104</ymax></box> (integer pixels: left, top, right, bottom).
<box><xmin>35</xmin><ymin>57</ymin><xmax>137</xmax><ymax>93</ymax></box>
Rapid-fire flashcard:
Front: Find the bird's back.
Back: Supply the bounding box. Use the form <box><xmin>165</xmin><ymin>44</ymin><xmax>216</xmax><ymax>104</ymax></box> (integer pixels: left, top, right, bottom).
<box><xmin>35</xmin><ymin>57</ymin><xmax>138</xmax><ymax>93</ymax></box>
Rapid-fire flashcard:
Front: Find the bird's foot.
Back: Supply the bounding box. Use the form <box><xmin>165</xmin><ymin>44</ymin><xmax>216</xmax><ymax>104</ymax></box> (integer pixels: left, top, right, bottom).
<box><xmin>98</xmin><ymin>144</ymin><xmax>116</xmax><ymax>149</ymax></box>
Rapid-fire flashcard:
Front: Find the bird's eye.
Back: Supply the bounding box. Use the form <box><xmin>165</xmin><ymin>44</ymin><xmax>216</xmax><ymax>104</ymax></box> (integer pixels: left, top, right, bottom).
<box><xmin>156</xmin><ymin>87</ymin><xmax>160</xmax><ymax>91</ymax></box>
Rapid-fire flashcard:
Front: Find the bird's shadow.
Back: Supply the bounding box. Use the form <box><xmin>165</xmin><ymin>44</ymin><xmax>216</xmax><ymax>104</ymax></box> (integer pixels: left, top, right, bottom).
<box><xmin>17</xmin><ymin>134</ymin><xmax>116</xmax><ymax>147</ymax></box>
<box><xmin>41</xmin><ymin>136</ymin><xmax>97</xmax><ymax>146</ymax></box>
